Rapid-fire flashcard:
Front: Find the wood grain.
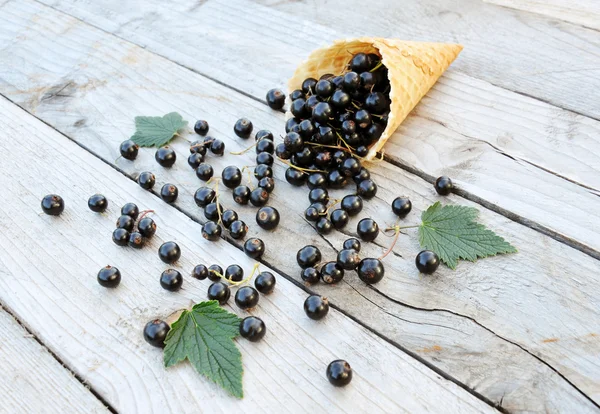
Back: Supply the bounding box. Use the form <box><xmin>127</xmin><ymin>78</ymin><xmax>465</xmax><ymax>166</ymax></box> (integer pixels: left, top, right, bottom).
<box><xmin>1</xmin><ymin>1</ymin><xmax>599</xmax><ymax>411</ymax></box>
<box><xmin>0</xmin><ymin>96</ymin><xmax>495</xmax><ymax>413</ymax></box>
<box><xmin>34</xmin><ymin>0</ymin><xmax>600</xmax><ymax>255</ymax></box>
<box><xmin>0</xmin><ymin>308</ymin><xmax>108</xmax><ymax>413</ymax></box>
<box><xmin>484</xmin><ymin>0</ymin><xmax>600</xmax><ymax>30</ymax></box>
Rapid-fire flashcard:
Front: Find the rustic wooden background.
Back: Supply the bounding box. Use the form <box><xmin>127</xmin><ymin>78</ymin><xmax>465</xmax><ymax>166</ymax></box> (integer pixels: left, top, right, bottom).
<box><xmin>0</xmin><ymin>0</ymin><xmax>599</xmax><ymax>412</ymax></box>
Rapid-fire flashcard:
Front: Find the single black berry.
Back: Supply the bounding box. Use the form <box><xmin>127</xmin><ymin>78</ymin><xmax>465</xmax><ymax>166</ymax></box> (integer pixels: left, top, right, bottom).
<box><xmin>350</xmin><ymin>52</ymin><xmax>373</xmax><ymax>72</ymax></box>
<box><xmin>305</xmin><ymin>95</ymin><xmax>321</xmax><ymax>113</ymax></box>
<box><xmin>256</xmin><ymin>206</ymin><xmax>280</xmax><ymax>230</ymax></box>
<box><xmin>256</xmin><ymin>152</ymin><xmax>274</xmax><ymax>166</ymax></box>
<box><xmin>285</xmin><ymin>168</ymin><xmax>307</xmax><ymax>186</ymax></box>
<box><xmin>128</xmin><ymin>231</ymin><xmax>145</xmax><ymax>249</ymax></box>
<box><xmin>235</xmin><ymin>286</ymin><xmax>259</xmax><ymax>310</ymax></box>
<box><xmin>255</xmin><ymin>130</ymin><xmax>274</xmax><ymax>142</ymax></box>
<box><xmin>190</xmin><ymin>140</ymin><xmax>208</xmax><ymax>155</ymax></box>
<box><xmin>244</xmin><ymin>238</ymin><xmax>265</xmax><ymax>259</ymax></box>
<box><xmin>138</xmin><ymin>171</ymin><xmax>156</xmax><ymax>190</ymax></box>
<box><xmin>224</xmin><ymin>264</ymin><xmax>244</xmax><ymax>282</ymax></box>
<box><xmin>355</xmin><ymin>145</ymin><xmax>369</xmax><ymax>158</ymax></box>
<box><xmin>229</xmin><ymin>220</ymin><xmax>248</xmax><ymax>239</ymax></box>
<box><xmin>221</xmin><ymin>209</ymin><xmax>238</xmax><ymax>229</ymax></box>
<box><xmin>202</xmin><ymin>221</ymin><xmax>222</xmax><ymax>241</ymax></box>
<box><xmin>301</xmin><ymin>77</ymin><xmax>317</xmax><ymax>94</ymax></box>
<box><xmin>232</xmin><ymin>185</ymin><xmax>251</xmax><ymax>205</ymax></box>
<box><xmin>357</xmin><ymin>218</ymin><xmax>379</xmax><ymax>242</ymax></box>
<box><xmin>308</xmin><ymin>188</ymin><xmax>329</xmax><ymax>205</ymax></box>
<box><xmin>255</xmin><ymin>272</ymin><xmax>276</xmax><ymax>294</ymax></box>
<box><xmin>341</xmin><ymin>194</ymin><xmax>363</xmax><ymax>216</ymax></box>
<box><xmin>284</xmin><ymin>132</ymin><xmax>304</xmax><ymax>152</ymax></box>
<box><xmin>210</xmin><ymin>139</ymin><xmax>225</xmax><ymax>155</ymax></box>
<box><xmin>315</xmin><ymin>217</ymin><xmax>333</xmax><ymax>235</ymax></box>
<box><xmin>353</xmin><ymin>167</ymin><xmax>370</xmax><ymax>184</ymax></box>
<box><xmin>207</xmin><ymin>282</ymin><xmax>230</xmax><ymax>305</ymax></box>
<box><xmin>194</xmin><ymin>187</ymin><xmax>216</xmax><ymax>207</ymax></box>
<box><xmin>365</xmin><ymin>91</ymin><xmax>388</xmax><ymax>114</ymax></box>
<box><xmin>121</xmin><ymin>203</ymin><xmax>139</xmax><ymax>219</ymax></box>
<box><xmin>155</xmin><ymin>146</ymin><xmax>176</xmax><ymax>168</ymax></box>
<box><xmin>354</xmin><ymin>109</ymin><xmax>372</xmax><ymax>129</ymax></box>
<box><xmin>392</xmin><ymin>197</ymin><xmax>412</xmax><ymax>218</ymax></box>
<box><xmin>239</xmin><ymin>316</ymin><xmax>266</xmax><ymax>342</ymax></box>
<box><xmin>343</xmin><ymin>238</ymin><xmax>361</xmax><ymax>252</ymax></box>
<box><xmin>194</xmin><ymin>120</ymin><xmax>209</xmax><ymax>135</ymax></box>
<box><xmin>301</xmin><ymin>267</ymin><xmax>321</xmax><ymax>285</ymax></box>
<box><xmin>315</xmin><ymin>79</ymin><xmax>333</xmax><ymax>97</ymax></box>
<box><xmin>357</xmin><ymin>258</ymin><xmax>384</xmax><ymax>284</ymax></box>
<box><xmin>258</xmin><ymin>177</ymin><xmax>275</xmax><ymax>193</ymax></box>
<box><xmin>321</xmin><ymin>262</ymin><xmax>344</xmax><ymax>284</ymax></box>
<box><xmin>337</xmin><ymin>249</ymin><xmax>360</xmax><ymax>270</ymax></box>
<box><xmin>112</xmin><ymin>227</ymin><xmax>130</xmax><ymax>246</ymax></box>
<box><xmin>143</xmin><ymin>319</ymin><xmax>170</xmax><ymax>348</ymax></box>
<box><xmin>256</xmin><ymin>139</ymin><xmax>274</xmax><ymax>154</ymax></box>
<box><xmin>204</xmin><ymin>202</ymin><xmax>223</xmax><ymax>221</ymax></box>
<box><xmin>290</xmin><ymin>98</ymin><xmax>308</xmax><ymax>118</ymax></box>
<box><xmin>160</xmin><ymin>269</ymin><xmax>183</xmax><ymax>291</ymax></box>
<box><xmin>340</xmin><ymin>157</ymin><xmax>361</xmax><ymax>177</ymax></box>
<box><xmin>137</xmin><ymin>217</ymin><xmax>156</xmax><ymax>238</ymax></box>
<box><xmin>88</xmin><ymin>194</ymin><xmax>108</xmax><ymax>212</ymax></box>
<box><xmin>249</xmin><ymin>188</ymin><xmax>269</xmax><ymax>207</ymax></box>
<box><xmin>196</xmin><ymin>163</ymin><xmax>214</xmax><ymax>181</ymax></box>
<box><xmin>221</xmin><ymin>166</ymin><xmax>242</xmax><ymax>189</ymax></box>
<box><xmin>307</xmin><ymin>173</ymin><xmax>327</xmax><ymax>189</ymax></box>
<box><xmin>416</xmin><ymin>250</ymin><xmax>440</xmax><ymax>274</ymax></box>
<box><xmin>342</xmin><ymin>72</ymin><xmax>361</xmax><ymax>92</ymax></box>
<box><xmin>97</xmin><ymin>265</ymin><xmax>121</xmax><ymax>288</ymax></box>
<box><xmin>275</xmin><ymin>143</ymin><xmax>291</xmax><ymax>160</ymax></box>
<box><xmin>304</xmin><ymin>295</ymin><xmax>329</xmax><ymax>320</ymax></box>
<box><xmin>312</xmin><ymin>102</ymin><xmax>333</xmax><ymax>123</ymax></box>
<box><xmin>234</xmin><ymin>118</ymin><xmax>253</xmax><ymax>139</ymax></box>
<box><xmin>297</xmin><ymin>245</ymin><xmax>321</xmax><ymax>269</ymax></box>
<box><xmin>158</xmin><ymin>241</ymin><xmax>181</xmax><ymax>264</ymax></box>
<box><xmin>41</xmin><ymin>194</ymin><xmax>64</xmax><ymax>216</ymax></box>
<box><xmin>326</xmin><ymin>360</ymin><xmax>352</xmax><ymax>387</ymax></box>
<box><xmin>435</xmin><ymin>176</ymin><xmax>453</xmax><ymax>195</ymax></box>
<box><xmin>116</xmin><ymin>214</ymin><xmax>135</xmax><ymax>231</ymax></box>
<box><xmin>160</xmin><ymin>184</ymin><xmax>178</xmax><ymax>203</ymax></box>
<box><xmin>298</xmin><ymin>119</ymin><xmax>316</xmax><ymax>139</ymax></box>
<box><xmin>266</xmin><ymin>89</ymin><xmax>285</xmax><ymax>110</ymax></box>
<box><xmin>254</xmin><ymin>164</ymin><xmax>273</xmax><ymax>179</ymax></box>
<box><xmin>119</xmin><ymin>140</ymin><xmax>139</xmax><ymax>160</ymax></box>
<box><xmin>208</xmin><ymin>264</ymin><xmax>224</xmax><ymax>281</ymax></box>
<box><xmin>192</xmin><ymin>264</ymin><xmax>208</xmax><ymax>280</ymax></box>
<box><xmin>327</xmin><ymin>169</ymin><xmax>348</xmax><ymax>189</ymax></box>
<box><xmin>188</xmin><ymin>152</ymin><xmax>205</xmax><ymax>169</ymax></box>
<box><xmin>331</xmin><ymin>89</ymin><xmax>350</xmax><ymax>110</ymax></box>
<box><xmin>357</xmin><ymin>179</ymin><xmax>378</xmax><ymax>199</ymax></box>
<box><xmin>330</xmin><ymin>209</ymin><xmax>349</xmax><ymax>229</ymax></box>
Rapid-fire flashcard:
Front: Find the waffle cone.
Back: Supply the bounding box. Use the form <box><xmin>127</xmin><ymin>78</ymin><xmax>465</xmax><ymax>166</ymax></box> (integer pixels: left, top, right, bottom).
<box><xmin>288</xmin><ymin>38</ymin><xmax>463</xmax><ymax>160</ymax></box>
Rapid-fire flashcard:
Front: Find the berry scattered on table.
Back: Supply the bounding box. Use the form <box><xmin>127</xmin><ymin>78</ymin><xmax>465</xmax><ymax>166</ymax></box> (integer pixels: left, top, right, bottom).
<box><xmin>119</xmin><ymin>139</ymin><xmax>139</xmax><ymax>160</ymax></box>
<box><xmin>357</xmin><ymin>258</ymin><xmax>384</xmax><ymax>284</ymax></box>
<box><xmin>297</xmin><ymin>245</ymin><xmax>321</xmax><ymax>269</ymax></box>
<box><xmin>121</xmin><ymin>203</ymin><xmax>139</xmax><ymax>219</ymax></box>
<box><xmin>137</xmin><ymin>217</ymin><xmax>156</xmax><ymax>238</ymax></box>
<box><xmin>194</xmin><ymin>120</ymin><xmax>209</xmax><ymax>136</ymax></box>
<box><xmin>336</xmin><ymin>249</ymin><xmax>360</xmax><ymax>270</ymax></box>
<box><xmin>116</xmin><ymin>214</ymin><xmax>135</xmax><ymax>231</ymax></box>
<box><xmin>196</xmin><ymin>163</ymin><xmax>214</xmax><ymax>181</ymax></box>
<box><xmin>234</xmin><ymin>118</ymin><xmax>253</xmax><ymax>139</ymax></box>
<box><xmin>143</xmin><ymin>319</ymin><xmax>170</xmax><ymax>348</ymax></box>
<box><xmin>160</xmin><ymin>183</ymin><xmax>178</xmax><ymax>203</ymax></box>
<box><xmin>160</xmin><ymin>269</ymin><xmax>183</xmax><ymax>291</ymax></box>
<box><xmin>301</xmin><ymin>267</ymin><xmax>321</xmax><ymax>285</ymax></box>
<box><xmin>435</xmin><ymin>176</ymin><xmax>453</xmax><ymax>195</ymax></box>
<box><xmin>41</xmin><ymin>194</ymin><xmax>65</xmax><ymax>216</ymax></box>
<box><xmin>112</xmin><ymin>228</ymin><xmax>130</xmax><ymax>246</ymax></box>
<box><xmin>137</xmin><ymin>171</ymin><xmax>156</xmax><ymax>190</ymax></box>
<box><xmin>207</xmin><ymin>281</ymin><xmax>231</xmax><ymax>305</ymax></box>
<box><xmin>343</xmin><ymin>238</ymin><xmax>361</xmax><ymax>252</ymax></box>
<box><xmin>321</xmin><ymin>262</ymin><xmax>344</xmax><ymax>284</ymax></box>
<box><xmin>239</xmin><ymin>316</ymin><xmax>266</xmax><ymax>342</ymax></box>
<box><xmin>357</xmin><ymin>218</ymin><xmax>379</xmax><ymax>242</ymax></box>
<box><xmin>202</xmin><ymin>221</ymin><xmax>222</xmax><ymax>241</ymax></box>
<box><xmin>235</xmin><ymin>286</ymin><xmax>259</xmax><ymax>310</ymax></box>
<box><xmin>304</xmin><ymin>295</ymin><xmax>329</xmax><ymax>320</ymax></box>
<box><xmin>225</xmin><ymin>264</ymin><xmax>244</xmax><ymax>282</ymax></box>
<box><xmin>326</xmin><ymin>360</ymin><xmax>352</xmax><ymax>387</ymax></box>
<box><xmin>208</xmin><ymin>264</ymin><xmax>224</xmax><ymax>282</ymax></box>
<box><xmin>192</xmin><ymin>264</ymin><xmax>209</xmax><ymax>280</ymax></box>
<box><xmin>97</xmin><ymin>265</ymin><xmax>121</xmax><ymax>288</ymax></box>
<box><xmin>128</xmin><ymin>231</ymin><xmax>145</xmax><ymax>249</ymax></box>
<box><xmin>229</xmin><ymin>220</ymin><xmax>248</xmax><ymax>239</ymax></box>
<box><xmin>158</xmin><ymin>241</ymin><xmax>181</xmax><ymax>264</ymax></box>
<box><xmin>256</xmin><ymin>206</ymin><xmax>280</xmax><ymax>230</ymax></box>
<box><xmin>244</xmin><ymin>238</ymin><xmax>265</xmax><ymax>259</ymax></box>
<box><xmin>392</xmin><ymin>197</ymin><xmax>412</xmax><ymax>218</ymax></box>
<box><xmin>155</xmin><ymin>146</ymin><xmax>176</xmax><ymax>168</ymax></box>
<box><xmin>188</xmin><ymin>152</ymin><xmax>204</xmax><ymax>169</ymax></box>
<box><xmin>222</xmin><ymin>165</ymin><xmax>242</xmax><ymax>189</ymax></box>
<box><xmin>254</xmin><ymin>271</ymin><xmax>276</xmax><ymax>294</ymax></box>
<box><xmin>266</xmin><ymin>89</ymin><xmax>285</xmax><ymax>110</ymax></box>
<box><xmin>416</xmin><ymin>250</ymin><xmax>440</xmax><ymax>274</ymax></box>
<box><xmin>88</xmin><ymin>194</ymin><xmax>108</xmax><ymax>213</ymax></box>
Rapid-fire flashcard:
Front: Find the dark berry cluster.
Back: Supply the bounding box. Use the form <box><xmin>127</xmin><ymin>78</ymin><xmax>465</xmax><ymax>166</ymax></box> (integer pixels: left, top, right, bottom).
<box><xmin>111</xmin><ymin>202</ymin><xmax>156</xmax><ymax>250</ymax></box>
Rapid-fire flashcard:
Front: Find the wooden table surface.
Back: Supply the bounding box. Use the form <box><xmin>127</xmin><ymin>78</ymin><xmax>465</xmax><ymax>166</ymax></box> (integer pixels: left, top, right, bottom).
<box><xmin>0</xmin><ymin>0</ymin><xmax>599</xmax><ymax>412</ymax></box>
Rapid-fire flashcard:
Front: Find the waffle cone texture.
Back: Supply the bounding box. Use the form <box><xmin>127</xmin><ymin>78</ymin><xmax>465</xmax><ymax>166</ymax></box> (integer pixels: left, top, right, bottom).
<box><xmin>288</xmin><ymin>38</ymin><xmax>463</xmax><ymax>160</ymax></box>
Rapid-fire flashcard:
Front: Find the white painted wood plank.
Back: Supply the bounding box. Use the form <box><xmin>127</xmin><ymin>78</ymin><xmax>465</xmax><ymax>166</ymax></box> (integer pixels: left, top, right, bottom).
<box><xmin>32</xmin><ymin>0</ymin><xmax>600</xmax><ymax>252</ymax></box>
<box><xmin>0</xmin><ymin>308</ymin><xmax>108</xmax><ymax>414</ymax></box>
<box><xmin>0</xmin><ymin>2</ymin><xmax>599</xmax><ymax>411</ymax></box>
<box><xmin>484</xmin><ymin>0</ymin><xmax>600</xmax><ymax>30</ymax></box>
<box><xmin>0</xmin><ymin>97</ymin><xmax>495</xmax><ymax>414</ymax></box>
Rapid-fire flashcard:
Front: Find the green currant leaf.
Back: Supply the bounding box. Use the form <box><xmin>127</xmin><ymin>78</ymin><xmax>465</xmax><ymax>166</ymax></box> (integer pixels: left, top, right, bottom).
<box><xmin>164</xmin><ymin>301</ymin><xmax>243</xmax><ymax>398</ymax></box>
<box><xmin>130</xmin><ymin>112</ymin><xmax>188</xmax><ymax>147</ymax></box>
<box><xmin>418</xmin><ymin>202</ymin><xmax>517</xmax><ymax>269</ymax></box>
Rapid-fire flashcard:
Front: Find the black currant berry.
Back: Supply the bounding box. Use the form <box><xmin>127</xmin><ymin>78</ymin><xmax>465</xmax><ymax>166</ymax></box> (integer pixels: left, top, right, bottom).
<box><xmin>116</xmin><ymin>215</ymin><xmax>135</xmax><ymax>231</ymax></box>
<box><xmin>229</xmin><ymin>220</ymin><xmax>248</xmax><ymax>239</ymax></box>
<box><xmin>194</xmin><ymin>120</ymin><xmax>209</xmax><ymax>135</ymax></box>
<box><xmin>137</xmin><ymin>171</ymin><xmax>156</xmax><ymax>190</ymax></box>
<box><xmin>284</xmin><ymin>132</ymin><xmax>303</xmax><ymax>152</ymax></box>
<box><xmin>249</xmin><ymin>188</ymin><xmax>269</xmax><ymax>207</ymax></box>
<box><xmin>120</xmin><ymin>140</ymin><xmax>139</xmax><ymax>160</ymax></box>
<box><xmin>192</xmin><ymin>264</ymin><xmax>208</xmax><ymax>280</ymax></box>
<box><xmin>327</xmin><ymin>169</ymin><xmax>348</xmax><ymax>189</ymax></box>
<box><xmin>137</xmin><ymin>217</ymin><xmax>156</xmax><ymax>238</ymax></box>
<box><xmin>290</xmin><ymin>98</ymin><xmax>307</xmax><ymax>118</ymax></box>
<box><xmin>121</xmin><ymin>203</ymin><xmax>139</xmax><ymax>219</ymax></box>
<box><xmin>155</xmin><ymin>146</ymin><xmax>176</xmax><ymax>168</ymax></box>
<box><xmin>266</xmin><ymin>89</ymin><xmax>285</xmax><ymax>110</ymax></box>
<box><xmin>321</xmin><ymin>262</ymin><xmax>344</xmax><ymax>284</ymax></box>
<box><xmin>143</xmin><ymin>319</ymin><xmax>170</xmax><ymax>348</ymax></box>
<box><xmin>207</xmin><ymin>282</ymin><xmax>230</xmax><ymax>305</ymax></box>
<box><xmin>341</xmin><ymin>157</ymin><xmax>361</xmax><ymax>177</ymax></box>
<box><xmin>235</xmin><ymin>286</ymin><xmax>259</xmax><ymax>310</ymax></box>
<box><xmin>298</xmin><ymin>119</ymin><xmax>315</xmax><ymax>139</ymax></box>
<box><xmin>343</xmin><ymin>238</ymin><xmax>361</xmax><ymax>252</ymax></box>
<box><xmin>256</xmin><ymin>139</ymin><xmax>274</xmax><ymax>154</ymax></box>
<box><xmin>232</xmin><ymin>185</ymin><xmax>251</xmax><ymax>205</ymax></box>
<box><xmin>416</xmin><ymin>250</ymin><xmax>440</xmax><ymax>274</ymax></box>
<box><xmin>256</xmin><ymin>152</ymin><xmax>274</xmax><ymax>166</ymax></box>
<box><xmin>285</xmin><ymin>168</ymin><xmax>307</xmax><ymax>186</ymax></box>
<box><xmin>256</xmin><ymin>206</ymin><xmax>280</xmax><ymax>230</ymax></box>
<box><xmin>305</xmin><ymin>202</ymin><xmax>326</xmax><ymax>222</ymax></box>
<box><xmin>160</xmin><ymin>183</ymin><xmax>178</xmax><ymax>203</ymax></box>
<box><xmin>190</xmin><ymin>140</ymin><xmax>208</xmax><ymax>155</ymax></box>
<box><xmin>188</xmin><ymin>152</ymin><xmax>205</xmax><ymax>169</ymax></box>
<box><xmin>304</xmin><ymin>295</ymin><xmax>329</xmax><ymax>320</ymax></box>
<box><xmin>357</xmin><ymin>258</ymin><xmax>384</xmax><ymax>284</ymax></box>
<box><xmin>312</xmin><ymin>102</ymin><xmax>333</xmax><ymax>123</ymax></box>
<box><xmin>160</xmin><ymin>269</ymin><xmax>183</xmax><ymax>291</ymax></box>
<box><xmin>354</xmin><ymin>109</ymin><xmax>372</xmax><ymax>129</ymax></box>
<box><xmin>244</xmin><ymin>238</ymin><xmax>265</xmax><ymax>259</ymax></box>
<box><xmin>341</xmin><ymin>120</ymin><xmax>356</xmax><ymax>135</ymax></box>
<box><xmin>202</xmin><ymin>221</ymin><xmax>222</xmax><ymax>241</ymax></box>
<box><xmin>337</xmin><ymin>249</ymin><xmax>360</xmax><ymax>270</ymax></box>
<box><xmin>302</xmin><ymin>77</ymin><xmax>317</xmax><ymax>94</ymax></box>
<box><xmin>363</xmin><ymin>123</ymin><xmax>384</xmax><ymax>143</ymax></box>
<box><xmin>255</xmin><ymin>271</ymin><xmax>276</xmax><ymax>294</ymax></box>
<box><xmin>221</xmin><ymin>209</ymin><xmax>238</xmax><ymax>229</ymax></box>
<box><xmin>223</xmin><ymin>264</ymin><xmax>243</xmax><ymax>282</ymax></box>
<box><xmin>210</xmin><ymin>139</ymin><xmax>225</xmax><ymax>155</ymax></box>
<box><xmin>234</xmin><ymin>118</ymin><xmax>253</xmax><ymax>139</ymax></box>
<box><xmin>392</xmin><ymin>197</ymin><xmax>412</xmax><ymax>218</ymax></box>
<box><xmin>315</xmin><ymin>79</ymin><xmax>333</xmax><ymax>97</ymax></box>
<box><xmin>258</xmin><ymin>177</ymin><xmax>275</xmax><ymax>193</ymax></box>
<box><xmin>285</xmin><ymin>115</ymin><xmax>301</xmax><ymax>132</ymax></box>
<box><xmin>357</xmin><ymin>218</ymin><xmax>379</xmax><ymax>242</ymax></box>
<box><xmin>208</xmin><ymin>264</ymin><xmax>224</xmax><ymax>281</ymax></box>
<box><xmin>194</xmin><ymin>187</ymin><xmax>216</xmax><ymax>207</ymax></box>
<box><xmin>88</xmin><ymin>194</ymin><xmax>108</xmax><ymax>213</ymax></box>
<box><xmin>196</xmin><ymin>163</ymin><xmax>214</xmax><ymax>181</ymax></box>
<box><xmin>365</xmin><ymin>92</ymin><xmax>388</xmax><ymax>114</ymax></box>
<box><xmin>204</xmin><ymin>202</ymin><xmax>223</xmax><ymax>221</ymax></box>
<box><xmin>222</xmin><ymin>166</ymin><xmax>242</xmax><ymax>189</ymax></box>
<box><xmin>128</xmin><ymin>231</ymin><xmax>145</xmax><ymax>249</ymax></box>
<box><xmin>307</xmin><ymin>173</ymin><xmax>327</xmax><ymax>189</ymax></box>
<box><xmin>357</xmin><ymin>179</ymin><xmax>378</xmax><ymax>199</ymax></box>
<box><xmin>301</xmin><ymin>267</ymin><xmax>321</xmax><ymax>285</ymax></box>
<box><xmin>355</xmin><ymin>145</ymin><xmax>369</xmax><ymax>158</ymax></box>
<box><xmin>239</xmin><ymin>315</ymin><xmax>267</xmax><ymax>342</ymax></box>
<box><xmin>326</xmin><ymin>360</ymin><xmax>352</xmax><ymax>387</ymax></box>
<box><xmin>305</xmin><ymin>95</ymin><xmax>321</xmax><ymax>113</ymax></box>
<box><xmin>308</xmin><ymin>188</ymin><xmax>329</xmax><ymax>205</ymax></box>
<box><xmin>158</xmin><ymin>241</ymin><xmax>181</xmax><ymax>264</ymax></box>
<box><xmin>435</xmin><ymin>176</ymin><xmax>453</xmax><ymax>195</ymax></box>
<box><xmin>254</xmin><ymin>164</ymin><xmax>273</xmax><ymax>179</ymax></box>
<box><xmin>350</xmin><ymin>52</ymin><xmax>373</xmax><ymax>72</ymax></box>
<box><xmin>41</xmin><ymin>194</ymin><xmax>65</xmax><ymax>216</ymax></box>
<box><xmin>341</xmin><ymin>194</ymin><xmax>363</xmax><ymax>216</ymax></box>
<box><xmin>112</xmin><ymin>228</ymin><xmax>130</xmax><ymax>246</ymax></box>
<box><xmin>297</xmin><ymin>245</ymin><xmax>321</xmax><ymax>269</ymax></box>
<box><xmin>97</xmin><ymin>265</ymin><xmax>121</xmax><ymax>288</ymax></box>
<box><xmin>316</xmin><ymin>217</ymin><xmax>333</xmax><ymax>235</ymax></box>
<box><xmin>330</xmin><ymin>209</ymin><xmax>349</xmax><ymax>229</ymax></box>
<box><xmin>353</xmin><ymin>167</ymin><xmax>370</xmax><ymax>184</ymax></box>
<box><xmin>342</xmin><ymin>72</ymin><xmax>361</xmax><ymax>92</ymax></box>
<box><xmin>331</xmin><ymin>89</ymin><xmax>350</xmax><ymax>110</ymax></box>
<box><xmin>275</xmin><ymin>143</ymin><xmax>291</xmax><ymax>160</ymax></box>
<box><xmin>255</xmin><ymin>130</ymin><xmax>274</xmax><ymax>142</ymax></box>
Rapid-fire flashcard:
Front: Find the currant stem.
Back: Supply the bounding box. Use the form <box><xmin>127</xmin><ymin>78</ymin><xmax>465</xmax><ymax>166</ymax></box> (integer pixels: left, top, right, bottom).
<box><xmin>217</xmin><ymin>263</ymin><xmax>260</xmax><ymax>286</ymax></box>
<box><xmin>379</xmin><ymin>228</ymin><xmax>400</xmax><ymax>261</ymax></box>
<box><xmin>278</xmin><ymin>158</ymin><xmax>326</xmax><ymax>173</ymax></box>
<box><xmin>137</xmin><ymin>209</ymin><xmax>155</xmax><ymax>222</ymax></box>
<box><xmin>369</xmin><ymin>61</ymin><xmax>383</xmax><ymax>72</ymax></box>
<box><xmin>230</xmin><ymin>141</ymin><xmax>257</xmax><ymax>155</ymax></box>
